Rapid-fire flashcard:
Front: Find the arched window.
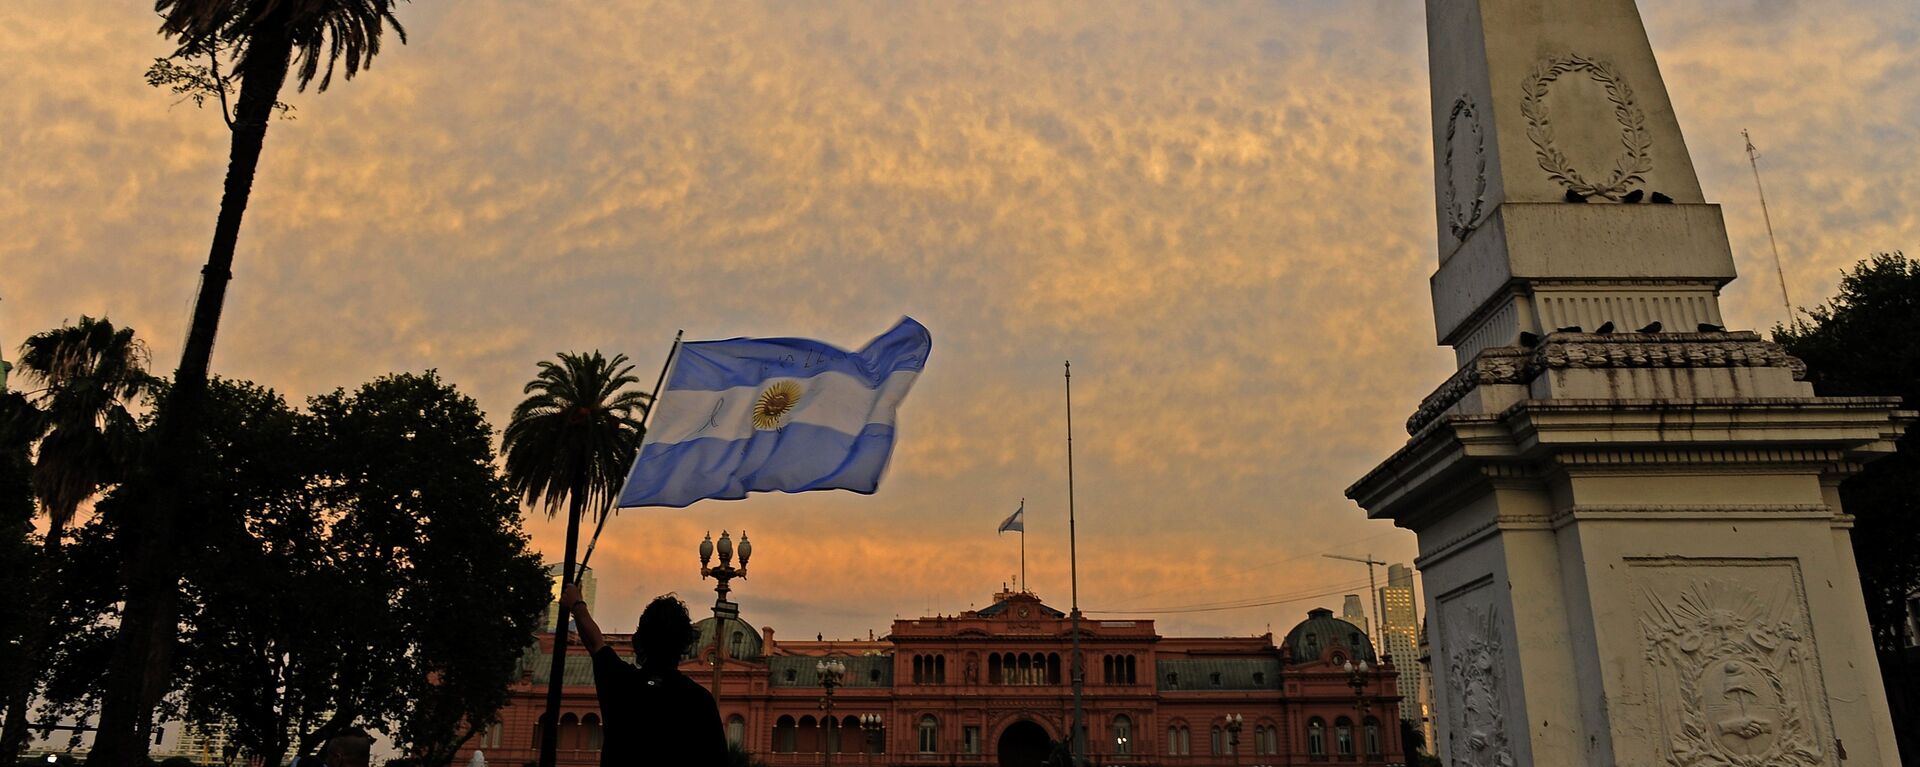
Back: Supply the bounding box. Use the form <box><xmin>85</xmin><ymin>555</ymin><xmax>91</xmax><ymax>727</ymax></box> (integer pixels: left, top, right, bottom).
<box><xmin>936</xmin><ymin>655</ymin><xmax>946</xmax><ymax>684</ymax></box>
<box><xmin>1112</xmin><ymin>715</ymin><xmax>1132</xmax><ymax>755</ymax></box>
<box><xmin>798</xmin><ymin>715</ymin><xmax>820</xmax><ymax>753</ymax></box>
<box><xmin>785</xmin><ymin>667</ymin><xmax>797</xmax><ymax>682</ymax></box>
<box><xmin>726</xmin><ymin>715</ymin><xmax>745</xmax><ymax>748</ymax></box>
<box><xmin>919</xmin><ymin>715</ymin><xmax>939</xmax><ymax>753</ymax></box>
<box><xmin>1335</xmin><ymin>717</ymin><xmax>1354</xmax><ymax>756</ymax></box>
<box><xmin>842</xmin><ymin>716</ymin><xmax>861</xmax><ymax>754</ymax></box>
<box><xmin>1125</xmin><ymin>655</ymin><xmax>1137</xmax><ymax>684</ymax></box>
<box><xmin>913</xmin><ymin>655</ymin><xmax>923</xmax><ymax>684</ymax></box>
<box><xmin>1252</xmin><ymin>671</ymin><xmax>1266</xmax><ymax>686</ymax></box>
<box><xmin>774</xmin><ymin>715</ymin><xmax>797</xmax><ymax>753</ymax></box>
<box><xmin>869</xmin><ymin>668</ymin><xmax>882</xmax><ymax>683</ymax></box>
<box><xmin>730</xmin><ymin>630</ymin><xmax>746</xmax><ymax>658</ymax></box>
<box><xmin>559</xmin><ymin>713</ymin><xmax>580</xmax><ymax>751</ymax></box>
<box><xmin>1168</xmin><ymin>723</ymin><xmax>1190</xmax><ymax>755</ymax></box>
<box><xmin>988</xmin><ymin>653</ymin><xmax>1003</xmax><ymax>684</ymax></box>
<box><xmin>1364</xmin><ymin>717</ymin><xmax>1382</xmax><ymax>755</ymax></box>
<box><xmin>1102</xmin><ymin>654</ymin><xmax>1114</xmax><ymax>683</ymax></box>
<box><xmin>583</xmin><ymin>713</ymin><xmax>604</xmax><ymax>750</ymax></box>
<box><xmin>1209</xmin><ymin>671</ymin><xmax>1222</xmax><ymax>687</ymax></box>
<box><xmin>1048</xmin><ymin>653</ymin><xmax>1062</xmax><ymax>684</ymax></box>
<box><xmin>1305</xmin><ymin>633</ymin><xmax>1320</xmax><ymax>659</ymax></box>
<box><xmin>1167</xmin><ymin>671</ymin><xmax>1179</xmax><ymax>688</ymax></box>
<box><xmin>1307</xmin><ymin>718</ymin><xmax>1326</xmax><ymax>756</ymax></box>
<box><xmin>1210</xmin><ymin>725</ymin><xmax>1223</xmax><ymax>755</ymax></box>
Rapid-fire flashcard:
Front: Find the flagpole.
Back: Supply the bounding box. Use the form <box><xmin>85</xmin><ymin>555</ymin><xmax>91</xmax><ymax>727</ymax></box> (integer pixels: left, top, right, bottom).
<box><xmin>1019</xmin><ymin>500</ymin><xmax>1027</xmax><ymax>593</ymax></box>
<box><xmin>1065</xmin><ymin>361</ymin><xmax>1085</xmax><ymax>767</ymax></box>
<box><xmin>577</xmin><ymin>329</ymin><xmax>683</xmax><ymax>584</ymax></box>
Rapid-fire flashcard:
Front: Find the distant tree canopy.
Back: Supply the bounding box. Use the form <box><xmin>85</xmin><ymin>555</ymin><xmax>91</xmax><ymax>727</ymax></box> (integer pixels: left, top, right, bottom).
<box><xmin>32</xmin><ymin>370</ymin><xmax>545</xmax><ymax>767</ymax></box>
<box><xmin>1774</xmin><ymin>252</ymin><xmax>1920</xmax><ymax>761</ymax></box>
<box><xmin>1773</xmin><ymin>252</ymin><xmax>1920</xmax><ymax>655</ymax></box>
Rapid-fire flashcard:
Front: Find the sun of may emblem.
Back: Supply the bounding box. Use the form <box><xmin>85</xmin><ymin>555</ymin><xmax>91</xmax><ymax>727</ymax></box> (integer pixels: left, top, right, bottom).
<box><xmin>752</xmin><ymin>380</ymin><xmax>805</xmax><ymax>430</ymax></box>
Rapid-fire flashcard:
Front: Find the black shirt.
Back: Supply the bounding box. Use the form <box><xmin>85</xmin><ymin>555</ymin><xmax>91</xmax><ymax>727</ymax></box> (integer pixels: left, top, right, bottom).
<box><xmin>592</xmin><ymin>645</ymin><xmax>729</xmax><ymax>766</ymax></box>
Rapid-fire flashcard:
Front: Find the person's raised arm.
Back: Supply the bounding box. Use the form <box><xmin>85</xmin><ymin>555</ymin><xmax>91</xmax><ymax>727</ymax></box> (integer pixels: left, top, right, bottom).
<box><xmin>559</xmin><ymin>582</ymin><xmax>608</xmax><ymax>655</ymax></box>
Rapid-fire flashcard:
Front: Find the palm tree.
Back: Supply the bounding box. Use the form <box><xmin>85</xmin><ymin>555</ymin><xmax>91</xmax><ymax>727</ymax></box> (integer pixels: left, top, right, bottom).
<box><xmin>92</xmin><ymin>2</ymin><xmax>411</xmax><ymax>761</ymax></box>
<box><xmin>503</xmin><ymin>352</ymin><xmax>651</xmax><ymax>767</ymax></box>
<box><xmin>0</xmin><ymin>318</ymin><xmax>154</xmax><ymax>763</ymax></box>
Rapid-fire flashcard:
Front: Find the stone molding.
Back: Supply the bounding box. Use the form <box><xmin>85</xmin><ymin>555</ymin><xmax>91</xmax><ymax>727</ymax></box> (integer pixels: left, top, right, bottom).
<box><xmin>1408</xmin><ymin>332</ymin><xmax>1807</xmax><ymax>434</ymax></box>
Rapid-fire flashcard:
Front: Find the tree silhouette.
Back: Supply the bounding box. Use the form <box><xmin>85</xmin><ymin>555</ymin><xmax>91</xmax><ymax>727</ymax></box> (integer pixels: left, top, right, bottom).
<box><xmin>94</xmin><ymin>2</ymin><xmax>411</xmax><ymax>760</ymax></box>
<box><xmin>1773</xmin><ymin>251</ymin><xmax>1920</xmax><ymax>761</ymax></box>
<box><xmin>0</xmin><ymin>318</ymin><xmax>154</xmax><ymax>763</ymax></box>
<box><xmin>502</xmin><ymin>352</ymin><xmax>650</xmax><ymax>767</ymax></box>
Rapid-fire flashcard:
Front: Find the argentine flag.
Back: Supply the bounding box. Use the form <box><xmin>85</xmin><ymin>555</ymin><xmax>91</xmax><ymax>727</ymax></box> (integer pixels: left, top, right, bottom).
<box><xmin>997</xmin><ymin>502</ymin><xmax>1024</xmax><ymax>533</ymax></box>
<box><xmin>616</xmin><ymin>318</ymin><xmax>932</xmax><ymax>509</ymax></box>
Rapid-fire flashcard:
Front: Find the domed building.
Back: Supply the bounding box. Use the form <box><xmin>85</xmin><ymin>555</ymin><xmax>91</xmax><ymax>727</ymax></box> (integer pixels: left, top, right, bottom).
<box><xmin>465</xmin><ymin>570</ymin><xmax>1407</xmax><ymax>767</ymax></box>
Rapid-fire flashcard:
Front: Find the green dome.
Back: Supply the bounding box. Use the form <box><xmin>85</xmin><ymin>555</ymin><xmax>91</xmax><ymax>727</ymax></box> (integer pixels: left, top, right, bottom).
<box><xmin>1283</xmin><ymin>607</ymin><xmax>1377</xmax><ymax>665</ymax></box>
<box><xmin>684</xmin><ymin>614</ymin><xmax>763</xmax><ymax>662</ymax></box>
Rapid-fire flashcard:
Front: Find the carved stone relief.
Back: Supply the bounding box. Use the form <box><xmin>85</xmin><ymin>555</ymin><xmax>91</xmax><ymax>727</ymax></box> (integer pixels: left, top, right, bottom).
<box><xmin>1443</xmin><ymin>598</ymin><xmax>1515</xmax><ymax>767</ymax></box>
<box><xmin>1637</xmin><ymin>563</ymin><xmax>1831</xmax><ymax>766</ymax></box>
<box><xmin>1520</xmin><ymin>54</ymin><xmax>1653</xmax><ymax>200</ymax></box>
<box><xmin>1444</xmin><ymin>94</ymin><xmax>1489</xmax><ymax>239</ymax></box>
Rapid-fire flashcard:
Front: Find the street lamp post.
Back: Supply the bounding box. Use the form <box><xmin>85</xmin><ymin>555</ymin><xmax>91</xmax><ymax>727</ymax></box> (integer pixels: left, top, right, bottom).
<box><xmin>860</xmin><ymin>713</ymin><xmax>884</xmax><ymax>766</ymax></box>
<box><xmin>699</xmin><ymin>531</ymin><xmax>752</xmax><ymax>713</ymax></box>
<box><xmin>818</xmin><ymin>658</ymin><xmax>847</xmax><ymax>767</ymax></box>
<box><xmin>1224</xmin><ymin>713</ymin><xmax>1243</xmax><ymax>767</ymax></box>
<box><xmin>1344</xmin><ymin>659</ymin><xmax>1372</xmax><ymax>761</ymax></box>
<box><xmin>1343</xmin><ymin>659</ymin><xmax>1372</xmax><ymax>715</ymax></box>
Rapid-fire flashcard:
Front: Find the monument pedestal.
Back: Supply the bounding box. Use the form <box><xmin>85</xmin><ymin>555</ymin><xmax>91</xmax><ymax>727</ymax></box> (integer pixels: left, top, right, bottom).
<box><xmin>1355</xmin><ymin>1</ymin><xmax>1914</xmax><ymax>763</ymax></box>
<box><xmin>1350</xmin><ymin>333</ymin><xmax>1911</xmax><ymax>765</ymax></box>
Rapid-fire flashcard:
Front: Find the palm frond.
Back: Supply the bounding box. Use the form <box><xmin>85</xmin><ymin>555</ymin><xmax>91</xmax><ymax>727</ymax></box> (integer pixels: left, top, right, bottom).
<box><xmin>156</xmin><ymin>0</ymin><xmax>409</xmax><ymax>93</ymax></box>
<box><xmin>501</xmin><ymin>351</ymin><xmax>650</xmax><ymax>524</ymax></box>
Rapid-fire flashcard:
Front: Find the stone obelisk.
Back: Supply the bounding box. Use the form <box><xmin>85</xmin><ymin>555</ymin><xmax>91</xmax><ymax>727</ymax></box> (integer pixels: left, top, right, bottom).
<box><xmin>1348</xmin><ymin>2</ymin><xmax>1913</xmax><ymax>765</ymax></box>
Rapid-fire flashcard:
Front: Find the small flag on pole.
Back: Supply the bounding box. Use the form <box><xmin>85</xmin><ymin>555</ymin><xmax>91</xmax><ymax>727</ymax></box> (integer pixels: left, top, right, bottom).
<box><xmin>616</xmin><ymin>317</ymin><xmax>932</xmax><ymax>509</ymax></box>
<box><xmin>998</xmin><ymin>501</ymin><xmax>1025</xmax><ymax>533</ymax></box>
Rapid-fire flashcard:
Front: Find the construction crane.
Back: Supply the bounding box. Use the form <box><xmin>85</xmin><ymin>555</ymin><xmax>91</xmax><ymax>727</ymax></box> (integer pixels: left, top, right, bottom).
<box><xmin>1323</xmin><ymin>553</ymin><xmax>1387</xmax><ymax>653</ymax></box>
<box><xmin>1744</xmin><ymin>129</ymin><xmax>1798</xmax><ymax>326</ymax></box>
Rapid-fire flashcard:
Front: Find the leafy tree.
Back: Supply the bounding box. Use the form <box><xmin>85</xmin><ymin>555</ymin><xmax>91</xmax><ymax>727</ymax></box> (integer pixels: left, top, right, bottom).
<box><xmin>501</xmin><ymin>353</ymin><xmax>650</xmax><ymax>767</ymax></box>
<box><xmin>96</xmin><ymin>2</ymin><xmax>412</xmax><ymax>759</ymax></box>
<box><xmin>163</xmin><ymin>373</ymin><xmax>545</xmax><ymax>766</ymax></box>
<box><xmin>0</xmin><ymin>318</ymin><xmax>153</xmax><ymax>763</ymax></box>
<box><xmin>315</xmin><ymin>373</ymin><xmax>546</xmax><ymax>767</ymax></box>
<box><xmin>1773</xmin><ymin>251</ymin><xmax>1920</xmax><ymax>759</ymax></box>
<box><xmin>0</xmin><ymin>390</ymin><xmax>37</xmax><ymax>758</ymax></box>
<box><xmin>28</xmin><ymin>373</ymin><xmax>543</xmax><ymax>766</ymax></box>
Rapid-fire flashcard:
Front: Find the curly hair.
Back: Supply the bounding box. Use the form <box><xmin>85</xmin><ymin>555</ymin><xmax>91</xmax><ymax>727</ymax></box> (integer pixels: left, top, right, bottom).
<box><xmin>636</xmin><ymin>594</ymin><xmax>695</xmax><ymax>663</ymax></box>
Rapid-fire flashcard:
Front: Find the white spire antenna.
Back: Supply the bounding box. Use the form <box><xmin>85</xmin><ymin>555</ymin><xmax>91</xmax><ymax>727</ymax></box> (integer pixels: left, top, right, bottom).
<box><xmin>1744</xmin><ymin>129</ymin><xmax>1799</xmax><ymax>325</ymax></box>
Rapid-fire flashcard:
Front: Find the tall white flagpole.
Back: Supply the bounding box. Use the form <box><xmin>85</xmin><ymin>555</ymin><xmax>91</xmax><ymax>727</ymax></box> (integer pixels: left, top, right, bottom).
<box><xmin>1065</xmin><ymin>361</ymin><xmax>1085</xmax><ymax>767</ymax></box>
<box><xmin>1020</xmin><ymin>499</ymin><xmax>1027</xmax><ymax>592</ymax></box>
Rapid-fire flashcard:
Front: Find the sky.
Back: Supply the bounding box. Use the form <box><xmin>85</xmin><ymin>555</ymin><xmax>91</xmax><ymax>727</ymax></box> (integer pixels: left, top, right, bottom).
<box><xmin>4</xmin><ymin>0</ymin><xmax>1918</xmax><ymax>642</ymax></box>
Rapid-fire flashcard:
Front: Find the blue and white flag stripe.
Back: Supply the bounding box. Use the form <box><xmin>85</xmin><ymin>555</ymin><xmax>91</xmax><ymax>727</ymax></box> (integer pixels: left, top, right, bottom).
<box><xmin>616</xmin><ymin>317</ymin><xmax>931</xmax><ymax>509</ymax></box>
<box><xmin>997</xmin><ymin>503</ymin><xmax>1025</xmax><ymax>534</ymax></box>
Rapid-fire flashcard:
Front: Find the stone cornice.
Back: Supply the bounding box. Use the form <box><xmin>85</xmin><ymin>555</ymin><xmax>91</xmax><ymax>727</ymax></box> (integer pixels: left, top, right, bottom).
<box><xmin>1407</xmin><ymin>331</ymin><xmax>1807</xmax><ymax>434</ymax></box>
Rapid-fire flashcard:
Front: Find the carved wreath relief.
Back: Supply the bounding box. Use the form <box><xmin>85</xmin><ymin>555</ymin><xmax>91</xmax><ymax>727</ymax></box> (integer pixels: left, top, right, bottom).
<box><xmin>1521</xmin><ymin>54</ymin><xmax>1653</xmax><ymax>200</ymax></box>
<box><xmin>1641</xmin><ymin>578</ymin><xmax>1826</xmax><ymax>766</ymax></box>
<box><xmin>1443</xmin><ymin>94</ymin><xmax>1488</xmax><ymax>239</ymax></box>
<box><xmin>1446</xmin><ymin>604</ymin><xmax>1515</xmax><ymax>767</ymax></box>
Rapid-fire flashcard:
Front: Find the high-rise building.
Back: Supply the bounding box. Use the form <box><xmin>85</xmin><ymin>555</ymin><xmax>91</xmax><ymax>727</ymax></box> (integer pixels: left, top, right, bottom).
<box><xmin>1341</xmin><ymin>593</ymin><xmax>1367</xmax><ymax>631</ymax></box>
<box><xmin>1378</xmin><ymin>564</ymin><xmax>1430</xmax><ymax>742</ymax></box>
<box><xmin>542</xmin><ymin>562</ymin><xmax>597</xmax><ymax>631</ymax></box>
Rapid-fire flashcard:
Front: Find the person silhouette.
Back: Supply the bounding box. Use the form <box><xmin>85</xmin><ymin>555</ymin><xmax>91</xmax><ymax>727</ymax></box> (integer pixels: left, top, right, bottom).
<box><xmin>560</xmin><ymin>582</ymin><xmax>727</xmax><ymax>766</ymax></box>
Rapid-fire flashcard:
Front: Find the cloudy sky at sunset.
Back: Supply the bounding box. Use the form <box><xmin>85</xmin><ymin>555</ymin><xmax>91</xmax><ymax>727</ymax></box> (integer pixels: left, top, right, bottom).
<box><xmin>5</xmin><ymin>1</ymin><xmax>1918</xmax><ymax>641</ymax></box>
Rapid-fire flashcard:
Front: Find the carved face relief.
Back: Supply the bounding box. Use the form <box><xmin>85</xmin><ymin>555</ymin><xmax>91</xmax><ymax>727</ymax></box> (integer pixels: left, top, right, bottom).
<box><xmin>1443</xmin><ymin>94</ymin><xmax>1488</xmax><ymax>240</ymax></box>
<box><xmin>1639</xmin><ymin>569</ymin><xmax>1829</xmax><ymax>767</ymax></box>
<box><xmin>1520</xmin><ymin>54</ymin><xmax>1653</xmax><ymax>201</ymax></box>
